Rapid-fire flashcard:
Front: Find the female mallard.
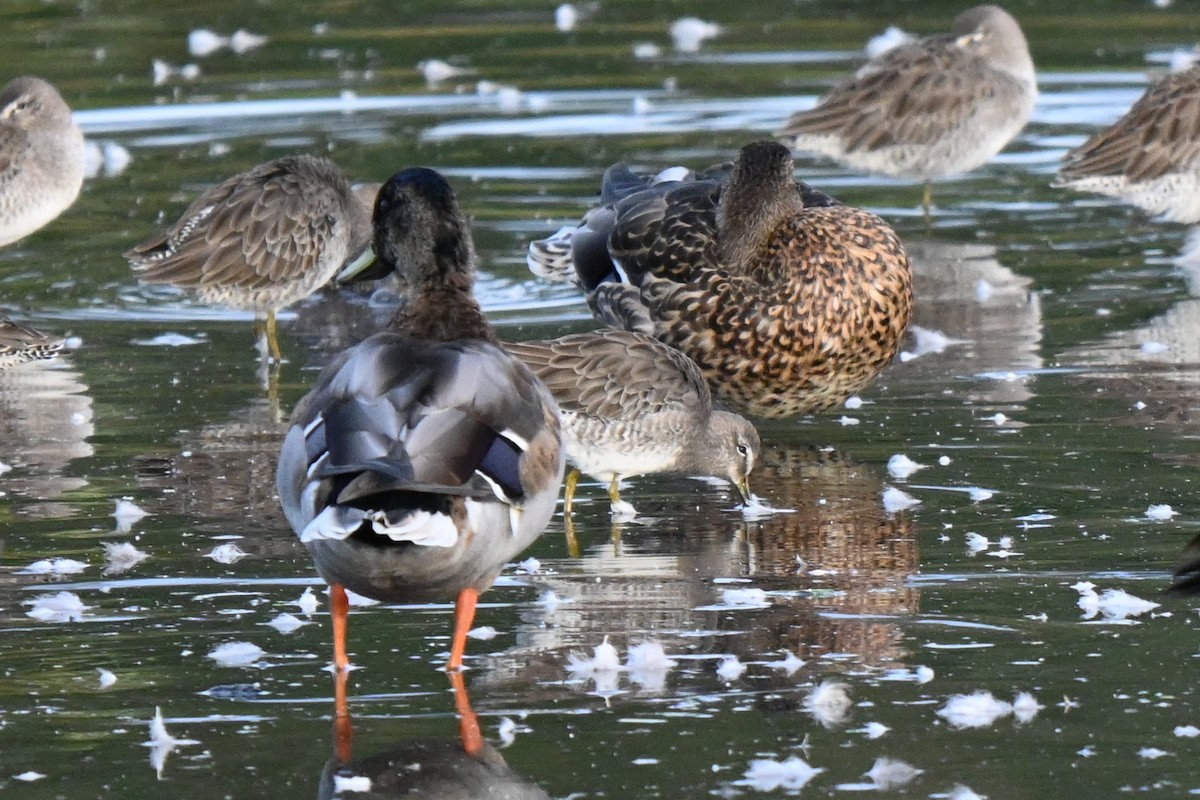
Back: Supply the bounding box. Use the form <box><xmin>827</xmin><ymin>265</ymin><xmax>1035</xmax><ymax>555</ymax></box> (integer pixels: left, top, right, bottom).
<box><xmin>0</xmin><ymin>76</ymin><xmax>86</xmax><ymax>247</ymax></box>
<box><xmin>276</xmin><ymin>167</ymin><xmax>564</xmax><ymax>673</ymax></box>
<box><xmin>0</xmin><ymin>316</ymin><xmax>63</xmax><ymax>369</ymax></box>
<box><xmin>527</xmin><ymin>140</ymin><xmax>912</xmax><ymax>420</ymax></box>
<box><xmin>1054</xmin><ymin>64</ymin><xmax>1200</xmax><ymax>223</ymax></box>
<box><xmin>507</xmin><ymin>329</ymin><xmax>758</xmax><ymax>514</ymax></box>
<box><xmin>124</xmin><ymin>154</ymin><xmax>378</xmax><ymax>361</ymax></box>
<box><xmin>775</xmin><ymin>5</ymin><xmax>1036</xmax><ymax>212</ymax></box>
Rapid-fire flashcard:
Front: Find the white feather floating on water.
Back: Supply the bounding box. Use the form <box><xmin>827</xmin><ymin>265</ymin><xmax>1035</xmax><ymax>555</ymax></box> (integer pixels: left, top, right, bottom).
<box><xmin>1012</xmin><ymin>692</ymin><xmax>1043</xmax><ymax>724</ymax></box>
<box><xmin>263</xmin><ymin>613</ymin><xmax>308</xmax><ymax>635</ymax></box>
<box><xmin>765</xmin><ymin>650</ymin><xmax>806</xmax><ymax>676</ymax></box>
<box><xmin>13</xmin><ymin>771</ymin><xmax>45</xmax><ymax>782</ymax></box>
<box><xmin>207</xmin><ymin>543</ymin><xmax>248</xmax><ymax>564</ymax></box>
<box><xmin>468</xmin><ymin>626</ymin><xmax>498</xmax><ymax>640</ymax></box>
<box><xmin>1072</xmin><ymin>582</ymin><xmax>1160</xmax><ymax>621</ymax></box>
<box><xmin>865</xmin><ymin>757</ymin><xmax>923</xmax><ymax>789</ymax></box>
<box><xmin>102</xmin><ymin>541</ymin><xmax>149</xmax><ymax>574</ymax></box>
<box><xmin>18</xmin><ymin>558</ymin><xmax>88</xmax><ymax>575</ymax></box>
<box><xmin>1146</xmin><ymin>503</ymin><xmax>1177</xmax><ymax>520</ymax></box>
<box><xmin>937</xmin><ymin>690</ymin><xmax>1012</xmax><ymax>729</ymax></box>
<box><xmin>296</xmin><ymin>587</ymin><xmax>319</xmax><ymax>615</ymax></box>
<box><xmin>887</xmin><ymin>454</ymin><xmax>927</xmax><ymax>479</ymax></box>
<box><xmin>567</xmin><ymin>636</ymin><xmax>622</xmax><ymax>676</ymax></box>
<box><xmin>805</xmin><ymin>680</ymin><xmax>852</xmax><ymax>728</ymax></box>
<box><xmin>188</xmin><ymin>29</ymin><xmax>226</xmax><ymax>57</ymax></box>
<box><xmin>97</xmin><ymin>668</ymin><xmax>117</xmax><ymax>688</ymax></box>
<box><xmin>113</xmin><ymin>498</ymin><xmax>149</xmax><ymax>532</ymax></box>
<box><xmin>716</xmin><ymin>655</ymin><xmax>746</xmax><ymax>682</ymax></box>
<box><xmin>229</xmin><ymin>29</ymin><xmax>268</xmax><ymax>54</ymax></box>
<box><xmin>24</xmin><ymin>591</ymin><xmax>88</xmax><ymax>623</ymax></box>
<box><xmin>144</xmin><ymin>707</ymin><xmax>200</xmax><ymax>780</ymax></box>
<box><xmin>332</xmin><ymin>774</ymin><xmax>372</xmax><ymax>793</ymax></box>
<box><xmin>418</xmin><ymin>59</ymin><xmax>474</xmax><ymax>86</ymax></box>
<box><xmin>882</xmin><ymin>487</ymin><xmax>920</xmax><ymax>513</ymax></box>
<box><xmin>207</xmin><ymin>641</ymin><xmax>265</xmax><ymax>668</ymax></box>
<box><xmin>626</xmin><ymin>641</ymin><xmax>676</xmax><ymax>672</ymax></box>
<box><xmin>670</xmin><ymin>16</ymin><xmax>722</xmax><ymax>53</ymax></box>
<box><xmin>1175</xmin><ymin>725</ymin><xmax>1200</xmax><ymax>738</ymax></box>
<box><xmin>737</xmin><ymin>756</ymin><xmax>823</xmax><ymax>792</ymax></box>
<box><xmin>862</xmin><ymin>721</ymin><xmax>889</xmax><ymax>739</ymax></box>
<box><xmin>555</xmin><ymin>3</ymin><xmax>578</xmax><ymax>32</ymax></box>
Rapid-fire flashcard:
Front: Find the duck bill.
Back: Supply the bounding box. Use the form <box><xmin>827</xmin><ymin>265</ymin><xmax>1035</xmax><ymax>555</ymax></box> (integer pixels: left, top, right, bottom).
<box><xmin>734</xmin><ymin>476</ymin><xmax>752</xmax><ymax>506</ymax></box>
<box><xmin>335</xmin><ymin>246</ymin><xmax>387</xmax><ymax>283</ymax></box>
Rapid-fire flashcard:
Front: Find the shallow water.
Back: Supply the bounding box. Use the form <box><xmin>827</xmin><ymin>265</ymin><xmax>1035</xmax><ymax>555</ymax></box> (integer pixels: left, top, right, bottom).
<box><xmin>3</xmin><ymin>1</ymin><xmax>1200</xmax><ymax>797</ymax></box>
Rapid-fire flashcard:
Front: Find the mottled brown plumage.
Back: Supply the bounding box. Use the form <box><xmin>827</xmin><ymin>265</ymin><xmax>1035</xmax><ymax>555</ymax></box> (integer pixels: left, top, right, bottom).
<box><xmin>507</xmin><ymin>329</ymin><xmax>758</xmax><ymax>511</ymax></box>
<box><xmin>527</xmin><ymin>141</ymin><xmax>912</xmax><ymax>419</ymax></box>
<box><xmin>0</xmin><ymin>316</ymin><xmax>63</xmax><ymax>368</ymax></box>
<box><xmin>776</xmin><ymin>5</ymin><xmax>1035</xmax><ymax>209</ymax></box>
<box><xmin>1054</xmin><ymin>64</ymin><xmax>1200</xmax><ymax>223</ymax></box>
<box><xmin>125</xmin><ymin>154</ymin><xmax>378</xmax><ymax>359</ymax></box>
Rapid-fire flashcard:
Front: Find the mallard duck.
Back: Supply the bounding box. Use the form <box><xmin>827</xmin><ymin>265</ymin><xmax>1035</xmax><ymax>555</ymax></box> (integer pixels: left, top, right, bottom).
<box><xmin>0</xmin><ymin>316</ymin><xmax>64</xmax><ymax>369</ymax></box>
<box><xmin>507</xmin><ymin>329</ymin><xmax>758</xmax><ymax>514</ymax></box>
<box><xmin>276</xmin><ymin>167</ymin><xmax>564</xmax><ymax>674</ymax></box>
<box><xmin>124</xmin><ymin>154</ymin><xmax>378</xmax><ymax>361</ymax></box>
<box><xmin>0</xmin><ymin>76</ymin><xmax>86</xmax><ymax>247</ymax></box>
<box><xmin>527</xmin><ymin>140</ymin><xmax>912</xmax><ymax>420</ymax></box>
<box><xmin>776</xmin><ymin>5</ymin><xmax>1036</xmax><ymax>212</ymax></box>
<box><xmin>1054</xmin><ymin>64</ymin><xmax>1200</xmax><ymax>223</ymax></box>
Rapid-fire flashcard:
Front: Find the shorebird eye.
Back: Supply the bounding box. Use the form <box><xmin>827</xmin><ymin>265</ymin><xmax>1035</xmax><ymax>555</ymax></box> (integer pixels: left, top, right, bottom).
<box><xmin>736</xmin><ymin>444</ymin><xmax>748</xmax><ymax>455</ymax></box>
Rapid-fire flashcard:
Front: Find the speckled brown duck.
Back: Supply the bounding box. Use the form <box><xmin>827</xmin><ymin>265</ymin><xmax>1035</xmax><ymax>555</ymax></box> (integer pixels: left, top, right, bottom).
<box><xmin>526</xmin><ymin>140</ymin><xmax>912</xmax><ymax>420</ymax></box>
<box><xmin>507</xmin><ymin>329</ymin><xmax>758</xmax><ymax>513</ymax></box>
<box><xmin>277</xmin><ymin>167</ymin><xmax>564</xmax><ymax>676</ymax></box>
<box><xmin>0</xmin><ymin>316</ymin><xmax>64</xmax><ymax>369</ymax></box>
<box><xmin>124</xmin><ymin>154</ymin><xmax>378</xmax><ymax>361</ymax></box>
<box><xmin>1054</xmin><ymin>64</ymin><xmax>1200</xmax><ymax>223</ymax></box>
<box><xmin>776</xmin><ymin>5</ymin><xmax>1036</xmax><ymax>212</ymax></box>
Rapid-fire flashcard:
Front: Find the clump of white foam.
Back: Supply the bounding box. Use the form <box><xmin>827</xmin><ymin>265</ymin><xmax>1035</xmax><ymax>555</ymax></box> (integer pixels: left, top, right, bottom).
<box><xmin>865</xmin><ymin>757</ymin><xmax>923</xmax><ymax>789</ymax></box>
<box><xmin>418</xmin><ymin>59</ymin><xmax>474</xmax><ymax>86</ymax></box>
<box><xmin>567</xmin><ymin>636</ymin><xmax>622</xmax><ymax>676</ymax></box>
<box><xmin>296</xmin><ymin>587</ymin><xmax>319</xmax><ymax>615</ymax></box>
<box><xmin>19</xmin><ymin>558</ymin><xmax>88</xmax><ymax>575</ymax></box>
<box><xmin>555</xmin><ymin>4</ymin><xmax>578</xmax><ymax>32</ymax></box>
<box><xmin>113</xmin><ymin>498</ymin><xmax>149</xmax><ymax>532</ymax></box>
<box><xmin>144</xmin><ymin>707</ymin><xmax>200</xmax><ymax>779</ymax></box>
<box><xmin>766</xmin><ymin>651</ymin><xmax>806</xmax><ymax>676</ymax></box>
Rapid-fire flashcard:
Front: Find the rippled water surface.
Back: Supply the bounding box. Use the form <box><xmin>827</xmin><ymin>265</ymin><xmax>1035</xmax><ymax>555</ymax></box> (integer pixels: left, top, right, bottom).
<box><xmin>3</xmin><ymin>1</ymin><xmax>1200</xmax><ymax>797</ymax></box>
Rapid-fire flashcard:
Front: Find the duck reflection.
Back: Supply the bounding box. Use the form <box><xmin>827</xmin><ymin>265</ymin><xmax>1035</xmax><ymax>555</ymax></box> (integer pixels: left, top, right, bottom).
<box><xmin>133</xmin><ymin>397</ymin><xmax>290</xmax><ymax>536</ymax></box>
<box><xmin>321</xmin><ymin>672</ymin><xmax>550</xmax><ymax>800</ymax></box>
<box><xmin>487</xmin><ymin>446</ymin><xmax>918</xmax><ymax>691</ymax></box>
<box><xmin>897</xmin><ymin>240</ymin><xmax>1043</xmax><ymax>406</ymax></box>
<box><xmin>0</xmin><ymin>352</ymin><xmax>93</xmax><ymax>518</ymax></box>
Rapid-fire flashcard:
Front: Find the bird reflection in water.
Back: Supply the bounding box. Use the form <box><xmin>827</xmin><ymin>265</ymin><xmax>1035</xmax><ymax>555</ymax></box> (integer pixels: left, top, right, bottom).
<box><xmin>0</xmin><ymin>352</ymin><xmax>93</xmax><ymax>519</ymax></box>
<box><xmin>488</xmin><ymin>446</ymin><xmax>919</xmax><ymax>693</ymax></box>
<box><xmin>322</xmin><ymin>671</ymin><xmax>550</xmax><ymax>800</ymax></box>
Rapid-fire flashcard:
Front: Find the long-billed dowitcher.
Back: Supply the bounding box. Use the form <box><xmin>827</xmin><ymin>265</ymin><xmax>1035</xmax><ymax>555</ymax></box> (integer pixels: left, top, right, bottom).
<box><xmin>276</xmin><ymin>167</ymin><xmax>564</xmax><ymax>680</ymax></box>
<box><xmin>527</xmin><ymin>140</ymin><xmax>912</xmax><ymax>420</ymax></box>
<box><xmin>124</xmin><ymin>154</ymin><xmax>378</xmax><ymax>362</ymax></box>
<box><xmin>1054</xmin><ymin>64</ymin><xmax>1200</xmax><ymax>223</ymax></box>
<box><xmin>776</xmin><ymin>5</ymin><xmax>1036</xmax><ymax>212</ymax></box>
<box><xmin>507</xmin><ymin>329</ymin><xmax>759</xmax><ymax>514</ymax></box>
<box><xmin>0</xmin><ymin>76</ymin><xmax>86</xmax><ymax>247</ymax></box>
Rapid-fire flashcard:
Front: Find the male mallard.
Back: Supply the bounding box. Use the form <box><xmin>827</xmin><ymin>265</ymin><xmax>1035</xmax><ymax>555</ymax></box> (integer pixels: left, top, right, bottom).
<box><xmin>527</xmin><ymin>141</ymin><xmax>912</xmax><ymax>419</ymax></box>
<box><xmin>277</xmin><ymin>167</ymin><xmax>564</xmax><ymax>674</ymax></box>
